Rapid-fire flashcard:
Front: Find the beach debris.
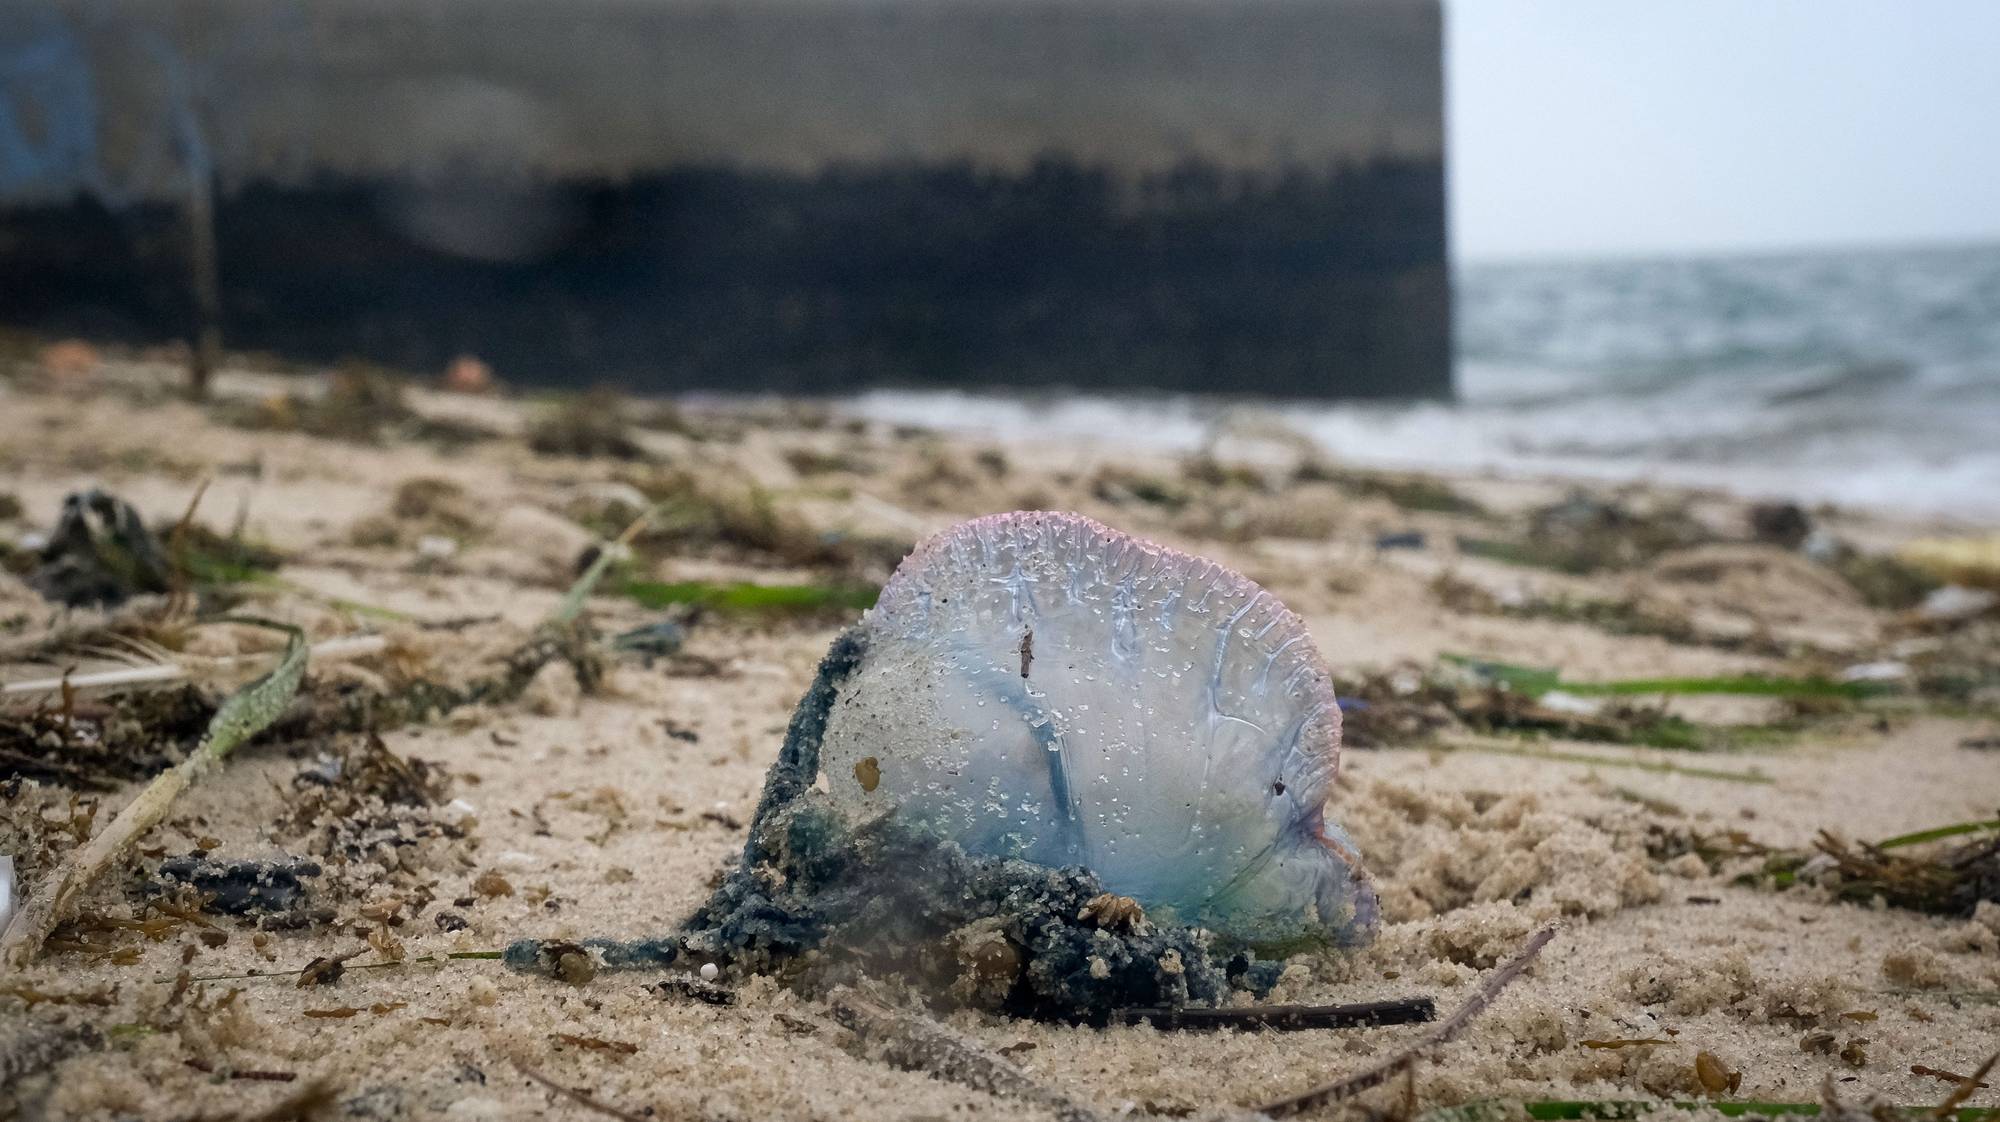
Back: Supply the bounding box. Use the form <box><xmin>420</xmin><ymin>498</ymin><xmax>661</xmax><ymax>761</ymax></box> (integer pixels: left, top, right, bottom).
<box><xmin>827</xmin><ymin>985</ymin><xmax>1107</xmax><ymax>1122</ymax></box>
<box><xmin>812</xmin><ymin>511</ymin><xmax>1374</xmax><ymax>946</ymax></box>
<box><xmin>442</xmin><ymin>354</ymin><xmax>495</xmax><ymax>394</ymax></box>
<box><xmin>1824</xmin><ymin>544</ymin><xmax>1941</xmax><ymax>611</ymax></box>
<box><xmin>1327</xmin><ymin>469</ymin><xmax>1487</xmax><ymax>518</ymax></box>
<box><xmin>0</xmin><ymin>621</ymin><xmax>307</xmax><ymax>970</ymax></box>
<box><xmin>1900</xmin><ymin>534</ymin><xmax>2000</xmax><ymax>591</ymax></box>
<box><xmin>0</xmin><ymin>856</ymin><xmax>12</xmax><ymax>933</ymax></box>
<box><xmin>1734</xmin><ymin>821</ymin><xmax>2000</xmax><ymax>917</ymax></box>
<box><xmin>0</xmin><ymin>684</ymin><xmax>211</xmax><ymax>788</ymax></box>
<box><xmin>1458</xmin><ymin>490</ymin><xmax>1707</xmax><ymax>574</ymax></box>
<box><xmin>1338</xmin><ymin>656</ymin><xmax>1840</xmax><ymax>753</ymax></box>
<box><xmin>152</xmin><ymin>855</ymin><xmax>322</xmax><ymax>916</ymax></box>
<box><xmin>607</xmin><ymin>620</ymin><xmax>687</xmax><ymax>662</ymax></box>
<box><xmin>1838</xmin><ymin>660</ymin><xmax>1910</xmax><ymax>684</ymax></box>
<box><xmin>1920</xmin><ymin>585</ymin><xmax>1999</xmax><ymax>624</ymax></box>
<box><xmin>1111</xmin><ymin>995</ymin><xmax>1435</xmax><ymax>1031</ymax></box>
<box><xmin>1692</xmin><ymin>1049</ymin><xmax>1742</xmax><ymax>1094</ymax></box>
<box><xmin>655</xmin><ymin>972</ymin><xmax>736</xmax><ymax>1006</ymax></box>
<box><xmin>28</xmin><ymin>489</ymin><xmax>173</xmax><ymax>607</ymax></box>
<box><xmin>1749</xmin><ymin>502</ymin><xmax>1813</xmax><ymax>549</ymax></box>
<box><xmin>220</xmin><ymin>364</ymin><xmax>493</xmax><ymax>447</ymax></box>
<box><xmin>1255</xmin><ymin>925</ymin><xmax>1556</xmax><ymax>1117</ymax></box>
<box><xmin>526</xmin><ymin>389</ymin><xmax>647</xmax><ymax>460</ymax></box>
<box><xmin>513</xmin><ymin>1057</ymin><xmax>651</xmax><ymax>1122</ymax></box>
<box><xmin>1912</xmin><ymin>1063</ymin><xmax>1993</xmax><ymax>1091</ymax></box>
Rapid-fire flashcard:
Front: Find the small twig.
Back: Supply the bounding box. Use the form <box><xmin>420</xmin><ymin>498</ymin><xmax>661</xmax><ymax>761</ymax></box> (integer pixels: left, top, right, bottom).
<box><xmin>1932</xmin><ymin>1050</ymin><xmax>2000</xmax><ymax>1118</ymax></box>
<box><xmin>168</xmin><ymin>476</ymin><xmax>213</xmax><ymax>596</ymax></box>
<box><xmin>184</xmin><ymin>1058</ymin><xmax>298</xmax><ymax>1082</ymax></box>
<box><xmin>1</xmin><ymin>623</ymin><xmax>308</xmax><ymax>971</ymax></box>
<box><xmin>512</xmin><ymin>1058</ymin><xmax>650</xmax><ymax>1122</ymax></box>
<box><xmin>1255</xmin><ymin>925</ymin><xmax>1557</xmax><ymax>1118</ymax></box>
<box><xmin>827</xmin><ymin>986</ymin><xmax>1107</xmax><ymax>1122</ymax></box>
<box><xmin>1112</xmin><ymin>996</ymin><xmax>1435</xmax><ymax>1031</ymax></box>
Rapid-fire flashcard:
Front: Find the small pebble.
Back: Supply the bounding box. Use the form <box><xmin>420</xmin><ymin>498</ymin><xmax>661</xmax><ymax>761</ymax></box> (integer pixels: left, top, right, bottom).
<box><xmin>699</xmin><ymin>962</ymin><xmax>720</xmax><ymax>982</ymax></box>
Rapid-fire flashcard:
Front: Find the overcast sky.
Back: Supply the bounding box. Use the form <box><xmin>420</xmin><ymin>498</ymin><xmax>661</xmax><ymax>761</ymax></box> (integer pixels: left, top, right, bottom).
<box><xmin>1447</xmin><ymin>1</ymin><xmax>2000</xmax><ymax>262</ymax></box>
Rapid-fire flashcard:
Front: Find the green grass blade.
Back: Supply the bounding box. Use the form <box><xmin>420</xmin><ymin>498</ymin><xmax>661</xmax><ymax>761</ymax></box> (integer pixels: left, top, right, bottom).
<box><xmin>1875</xmin><ymin>818</ymin><xmax>2000</xmax><ymax>850</ymax></box>
<box><xmin>199</xmin><ymin>620</ymin><xmax>308</xmax><ymax>761</ymax></box>
<box><xmin>621</xmin><ymin>579</ymin><xmax>878</xmax><ymax>616</ymax></box>
<box><xmin>1447</xmin><ymin>740</ymin><xmax>1776</xmax><ymax>784</ymax></box>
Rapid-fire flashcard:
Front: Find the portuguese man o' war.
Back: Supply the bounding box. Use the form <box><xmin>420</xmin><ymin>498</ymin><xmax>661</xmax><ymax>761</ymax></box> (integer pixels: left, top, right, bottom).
<box><xmin>819</xmin><ymin>511</ymin><xmax>1375</xmax><ymax>946</ymax></box>
<box><xmin>509</xmin><ymin>511</ymin><xmax>1373</xmax><ymax>1016</ymax></box>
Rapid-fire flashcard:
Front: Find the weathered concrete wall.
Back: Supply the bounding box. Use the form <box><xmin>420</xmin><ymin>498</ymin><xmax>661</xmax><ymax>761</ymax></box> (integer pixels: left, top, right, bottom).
<box><xmin>0</xmin><ymin>0</ymin><xmax>1450</xmax><ymax>398</ymax></box>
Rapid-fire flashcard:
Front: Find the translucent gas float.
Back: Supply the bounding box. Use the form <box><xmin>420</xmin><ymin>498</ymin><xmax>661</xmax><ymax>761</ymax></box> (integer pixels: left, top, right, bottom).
<box><xmin>817</xmin><ymin>511</ymin><xmax>1375</xmax><ymax>947</ymax></box>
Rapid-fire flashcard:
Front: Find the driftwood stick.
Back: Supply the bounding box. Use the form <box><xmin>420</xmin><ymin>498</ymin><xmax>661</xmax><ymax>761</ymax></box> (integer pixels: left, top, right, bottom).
<box><xmin>1255</xmin><ymin>925</ymin><xmax>1557</xmax><ymax>1118</ymax></box>
<box><xmin>827</xmin><ymin>986</ymin><xmax>1106</xmax><ymax>1122</ymax></box>
<box><xmin>1113</xmin><ymin>996</ymin><xmax>1435</xmax><ymax>1032</ymax></box>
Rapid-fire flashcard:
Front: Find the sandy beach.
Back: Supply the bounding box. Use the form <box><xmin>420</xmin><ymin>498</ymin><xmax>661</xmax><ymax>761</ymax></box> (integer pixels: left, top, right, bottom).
<box><xmin>3</xmin><ymin>358</ymin><xmax>1996</xmax><ymax>1121</ymax></box>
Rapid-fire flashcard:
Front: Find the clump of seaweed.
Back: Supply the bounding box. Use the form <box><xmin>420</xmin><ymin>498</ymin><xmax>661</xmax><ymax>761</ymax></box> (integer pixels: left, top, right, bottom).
<box><xmin>1335</xmin><ymin>657</ymin><xmax>1833</xmax><ymax>753</ymax></box>
<box><xmin>1295</xmin><ymin>461</ymin><xmax>1490</xmax><ymax>518</ymax></box>
<box><xmin>27</xmin><ymin>489</ymin><xmax>173</xmax><ymax>607</ymax></box>
<box><xmin>1458</xmin><ymin>489</ymin><xmax>1710</xmax><ymax>574</ymax></box>
<box><xmin>1089</xmin><ymin>466</ymin><xmax>1192</xmax><ymax>511</ymax></box>
<box><xmin>1</xmin><ymin>621</ymin><xmax>307</xmax><ymax>967</ymax></box>
<box><xmin>526</xmin><ymin>389</ymin><xmax>648</xmax><ymax>461</ymax></box>
<box><xmin>1828</xmin><ymin>546</ymin><xmax>1942</xmax><ymax>611</ymax></box>
<box><xmin>279</xmin><ymin>733</ymin><xmax>460</xmax><ymax>905</ymax></box>
<box><xmin>597</xmin><ymin>467</ymin><xmax>909</xmax><ymax>576</ymax></box>
<box><xmin>219</xmin><ymin>365</ymin><xmax>492</xmax><ymax>447</ymax></box>
<box><xmin>0</xmin><ymin>685</ymin><xmax>213</xmax><ymax>789</ymax></box>
<box><xmin>1740</xmin><ymin>822</ymin><xmax>2000</xmax><ymax>917</ymax></box>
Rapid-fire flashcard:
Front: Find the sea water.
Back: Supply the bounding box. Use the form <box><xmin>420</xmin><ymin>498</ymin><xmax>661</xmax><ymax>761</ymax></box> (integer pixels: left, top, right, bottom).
<box><xmin>839</xmin><ymin>242</ymin><xmax>2000</xmax><ymax>521</ymax></box>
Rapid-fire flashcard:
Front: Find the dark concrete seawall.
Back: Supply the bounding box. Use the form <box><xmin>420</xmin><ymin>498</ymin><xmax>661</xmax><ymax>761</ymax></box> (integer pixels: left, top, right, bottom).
<box><xmin>0</xmin><ymin>0</ymin><xmax>1450</xmax><ymax>398</ymax></box>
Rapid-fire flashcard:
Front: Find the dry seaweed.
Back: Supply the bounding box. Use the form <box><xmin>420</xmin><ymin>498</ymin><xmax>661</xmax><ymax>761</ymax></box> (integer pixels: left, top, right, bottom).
<box><xmin>27</xmin><ymin>489</ymin><xmax>173</xmax><ymax>607</ymax></box>
<box><xmin>1335</xmin><ymin>659</ymin><xmax>1815</xmax><ymax>753</ymax></box>
<box><xmin>219</xmin><ymin>365</ymin><xmax>492</xmax><ymax>448</ymax></box>
<box><xmin>526</xmin><ymin>389</ymin><xmax>648</xmax><ymax>460</ymax></box>
<box><xmin>1</xmin><ymin>685</ymin><xmax>213</xmax><ymax>788</ymax></box>
<box><xmin>1</xmin><ymin>621</ymin><xmax>308</xmax><ymax>968</ymax></box>
<box><xmin>1458</xmin><ymin>490</ymin><xmax>1710</xmax><ymax>575</ymax></box>
<box><xmin>1717</xmin><ymin>821</ymin><xmax>2000</xmax><ymax>916</ymax></box>
<box><xmin>598</xmin><ymin>466</ymin><xmax>910</xmax><ymax>574</ymax></box>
